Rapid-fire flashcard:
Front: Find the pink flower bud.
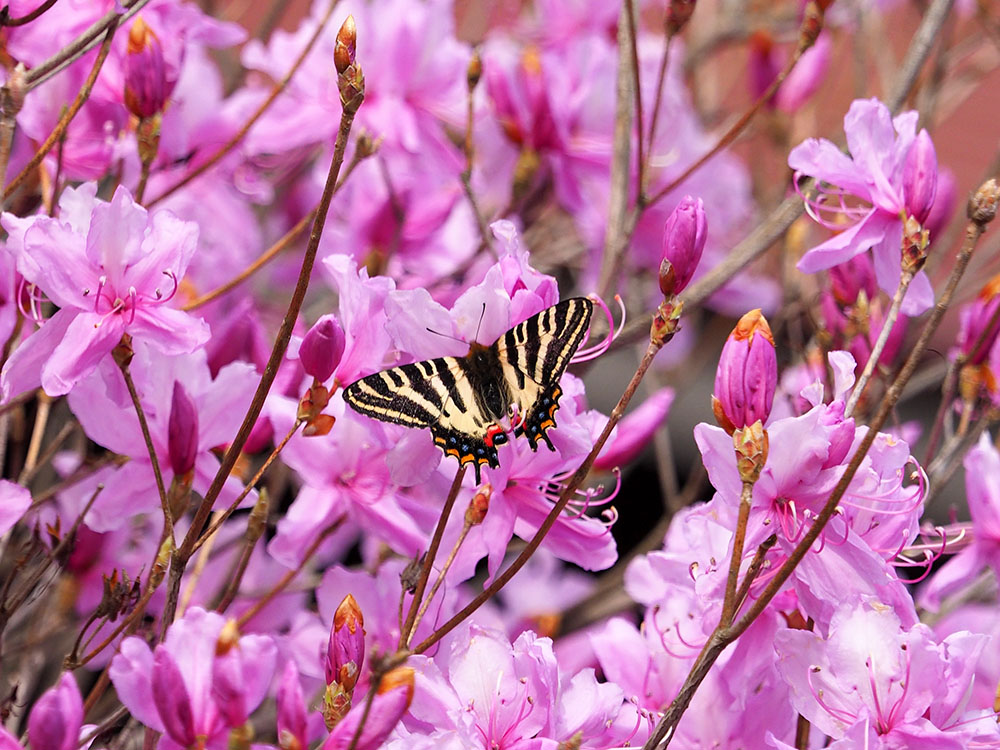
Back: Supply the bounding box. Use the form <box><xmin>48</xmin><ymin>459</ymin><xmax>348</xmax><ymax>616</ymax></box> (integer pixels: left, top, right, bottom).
<box><xmin>123</xmin><ymin>17</ymin><xmax>174</xmax><ymax>119</ymax></box>
<box><xmin>903</xmin><ymin>129</ymin><xmax>938</xmax><ymax>225</ymax></box>
<box><xmin>300</xmin><ymin>315</ymin><xmax>346</xmax><ymax>383</ymax></box>
<box><xmin>28</xmin><ymin>673</ymin><xmax>82</xmax><ymax>750</ymax></box>
<box><xmin>776</xmin><ymin>31</ymin><xmax>831</xmax><ymax>113</ymax></box>
<box><xmin>659</xmin><ymin>196</ymin><xmax>707</xmax><ymax>296</ymax></box>
<box><xmin>322</xmin><ymin>668</ymin><xmax>414</xmax><ymax>750</ymax></box>
<box><xmin>277</xmin><ymin>661</ymin><xmax>308</xmax><ymax>750</ymax></box>
<box><xmin>957</xmin><ymin>275</ymin><xmax>1000</xmax><ymax>366</ymax></box>
<box><xmin>151</xmin><ymin>647</ymin><xmax>197</xmax><ymax>747</ymax></box>
<box><xmin>828</xmin><ymin>254</ymin><xmax>877</xmax><ymax>306</ymax></box>
<box><xmin>712</xmin><ymin>310</ymin><xmax>777</xmax><ymax>434</ymax></box>
<box><xmin>167</xmin><ymin>381</ymin><xmax>198</xmax><ymax>477</ymax></box>
<box><xmin>325</xmin><ymin>594</ymin><xmax>365</xmax><ymax>692</ymax></box>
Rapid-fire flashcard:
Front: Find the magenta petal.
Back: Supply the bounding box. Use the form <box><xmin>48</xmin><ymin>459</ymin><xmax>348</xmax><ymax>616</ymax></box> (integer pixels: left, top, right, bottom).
<box><xmin>129</xmin><ymin>209</ymin><xmax>199</xmax><ymax>290</ymax></box>
<box><xmin>85</xmin><ymin>187</ymin><xmax>148</xmax><ymax>289</ymax></box>
<box><xmin>128</xmin><ymin>307</ymin><xmax>210</xmax><ymax>355</ymax></box>
<box><xmin>110</xmin><ymin>637</ymin><xmax>165</xmax><ymax>732</ymax></box>
<box><xmin>594</xmin><ymin>388</ymin><xmax>674</xmax><ymax>471</ymax></box>
<box><xmin>797</xmin><ymin>210</ymin><xmax>888</xmax><ymax>274</ymax></box>
<box><xmin>16</xmin><ymin>219</ymin><xmax>91</xmax><ymax>309</ymax></box>
<box><xmin>42</xmin><ymin>311</ymin><xmax>124</xmax><ymax>397</ymax></box>
<box><xmin>0</xmin><ymin>480</ymin><xmax>31</xmax><ymax>536</ymax></box>
<box><xmin>919</xmin><ymin>546</ymin><xmax>986</xmax><ymax>612</ymax></box>
<box><xmin>964</xmin><ymin>434</ymin><xmax>1000</xmax><ymax>539</ymax></box>
<box><xmin>788</xmin><ymin>137</ymin><xmax>871</xmax><ymax>199</ymax></box>
<box><xmin>1</xmin><ymin>309</ymin><xmax>75</xmax><ymax>402</ymax></box>
<box><xmin>27</xmin><ymin>673</ymin><xmax>82</xmax><ymax>750</ymax></box>
<box><xmin>151</xmin><ymin>647</ymin><xmax>197</xmax><ymax>746</ymax></box>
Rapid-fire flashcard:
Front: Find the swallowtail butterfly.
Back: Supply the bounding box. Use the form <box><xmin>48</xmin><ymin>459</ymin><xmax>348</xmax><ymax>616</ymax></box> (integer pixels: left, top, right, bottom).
<box><xmin>343</xmin><ymin>298</ymin><xmax>594</xmax><ymax>483</ymax></box>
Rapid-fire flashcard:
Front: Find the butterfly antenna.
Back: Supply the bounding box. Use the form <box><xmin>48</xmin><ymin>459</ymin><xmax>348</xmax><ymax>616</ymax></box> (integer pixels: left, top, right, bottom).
<box><xmin>474</xmin><ymin>302</ymin><xmax>487</xmax><ymax>344</ymax></box>
<box><xmin>425</xmin><ymin>326</ymin><xmax>466</xmax><ymax>344</ymax></box>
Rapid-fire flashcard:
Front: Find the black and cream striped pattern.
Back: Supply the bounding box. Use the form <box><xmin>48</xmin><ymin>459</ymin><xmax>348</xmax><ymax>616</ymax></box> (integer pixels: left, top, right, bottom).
<box><xmin>343</xmin><ymin>297</ymin><xmax>594</xmax><ymax>483</ymax></box>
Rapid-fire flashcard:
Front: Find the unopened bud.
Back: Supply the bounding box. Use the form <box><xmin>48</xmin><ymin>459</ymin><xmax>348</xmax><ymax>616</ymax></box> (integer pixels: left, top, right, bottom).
<box><xmin>465</xmin><ymin>486</ymin><xmax>491</xmax><ymax>525</ymax></box>
<box><xmin>734</xmin><ymin>422</ymin><xmax>769</xmax><ymax>483</ymax></box>
<box><xmin>467</xmin><ymin>51</ymin><xmax>482</xmax><ymax>91</ymax></box>
<box><xmin>712</xmin><ymin>310</ymin><xmax>777</xmax><ymax>434</ymax></box>
<box><xmin>246</xmin><ymin>488</ymin><xmax>270</xmax><ymax>543</ymax></box>
<box><xmin>968</xmin><ymin>179</ymin><xmax>1000</xmax><ymax>225</ymax></box>
<box><xmin>666</xmin><ymin>0</ymin><xmax>696</xmax><ymax>36</ymax></box>
<box><xmin>300</xmin><ymin>316</ymin><xmax>345</xmax><ymax>383</ymax></box>
<box><xmin>124</xmin><ymin>17</ymin><xmax>173</xmax><ymax>119</ymax></box>
<box><xmin>900</xmin><ymin>215</ymin><xmax>929</xmax><ymax>275</ymax></box>
<box><xmin>903</xmin><ymin>129</ymin><xmax>938</xmax><ymax>225</ymax></box>
<box><xmin>659</xmin><ymin>196</ymin><xmax>707</xmax><ymax>296</ymax></box>
<box><xmin>326</xmin><ymin>594</ymin><xmax>365</xmax><ymax>692</ymax></box>
<box><xmin>167</xmin><ymin>381</ymin><xmax>199</xmax><ymax>477</ymax></box>
<box><xmin>334</xmin><ymin>16</ymin><xmax>357</xmax><ymax>75</ymax></box>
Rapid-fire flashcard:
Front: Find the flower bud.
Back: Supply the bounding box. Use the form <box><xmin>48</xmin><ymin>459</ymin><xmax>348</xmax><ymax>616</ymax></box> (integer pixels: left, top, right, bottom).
<box><xmin>828</xmin><ymin>253</ymin><xmax>877</xmax><ymax>306</ymax></box>
<box><xmin>325</xmin><ymin>594</ymin><xmax>365</xmax><ymax>692</ymax></box>
<box><xmin>300</xmin><ymin>315</ymin><xmax>345</xmax><ymax>383</ymax></box>
<box><xmin>167</xmin><ymin>381</ymin><xmax>198</xmax><ymax>477</ymax></box>
<box><xmin>465</xmin><ymin>486</ymin><xmax>492</xmax><ymax>525</ymax></box>
<box><xmin>903</xmin><ymin>129</ymin><xmax>938</xmax><ymax>225</ymax></box>
<box><xmin>28</xmin><ymin>674</ymin><xmax>82</xmax><ymax>750</ymax></box>
<box><xmin>666</xmin><ymin>0</ymin><xmax>696</xmax><ymax>35</ymax></box>
<box><xmin>712</xmin><ymin>310</ymin><xmax>777</xmax><ymax>434</ymax></box>
<box><xmin>659</xmin><ymin>196</ymin><xmax>707</xmax><ymax>296</ymax></box>
<box><xmin>124</xmin><ymin>17</ymin><xmax>174</xmax><ymax>119</ymax></box>
<box><xmin>956</xmin><ymin>274</ymin><xmax>1000</xmax><ymax>365</ymax></box>
<box><xmin>968</xmin><ymin>178</ymin><xmax>1000</xmax><ymax>225</ymax></box>
<box><xmin>334</xmin><ymin>15</ymin><xmax>356</xmax><ymax>75</ymax></box>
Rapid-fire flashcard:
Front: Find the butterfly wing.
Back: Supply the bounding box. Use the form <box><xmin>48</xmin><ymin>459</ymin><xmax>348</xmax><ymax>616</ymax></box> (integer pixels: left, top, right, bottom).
<box><xmin>496</xmin><ymin>297</ymin><xmax>594</xmax><ymax>451</ymax></box>
<box><xmin>343</xmin><ymin>357</ymin><xmax>505</xmax><ymax>483</ymax></box>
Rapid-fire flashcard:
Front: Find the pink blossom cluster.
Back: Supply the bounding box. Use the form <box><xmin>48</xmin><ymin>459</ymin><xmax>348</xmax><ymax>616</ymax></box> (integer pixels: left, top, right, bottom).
<box><xmin>0</xmin><ymin>1</ymin><xmax>999</xmax><ymax>750</ymax></box>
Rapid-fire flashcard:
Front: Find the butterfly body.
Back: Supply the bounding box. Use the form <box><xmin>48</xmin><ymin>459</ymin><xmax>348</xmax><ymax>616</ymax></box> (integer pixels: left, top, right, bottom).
<box><xmin>343</xmin><ymin>298</ymin><xmax>594</xmax><ymax>483</ymax></box>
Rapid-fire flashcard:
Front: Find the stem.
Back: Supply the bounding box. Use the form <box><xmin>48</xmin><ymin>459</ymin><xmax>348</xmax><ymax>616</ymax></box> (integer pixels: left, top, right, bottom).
<box><xmin>1</xmin><ymin>0</ymin><xmax>59</xmax><ymax>26</ymax></box>
<box><xmin>145</xmin><ymin>0</ymin><xmax>340</xmax><ymax>207</ymax></box>
<box><xmin>644</xmin><ymin>215</ymin><xmax>988</xmax><ymax>750</ymax></box>
<box><xmin>845</xmin><ymin>268</ymin><xmax>914</xmax><ymax>418</ymax></box>
<box><xmin>16</xmin><ymin>392</ymin><xmax>52</xmax><ymax>483</ymax></box>
<box><xmin>234</xmin><ymin>522</ymin><xmax>339</xmax><ymax>628</ymax></box>
<box><xmin>118</xmin><ymin>354</ymin><xmax>171</xmax><ymax>538</ymax></box>
<box><xmin>642</xmin><ymin>31</ymin><xmax>673</xmax><ymax>195</ymax></box>
<box><xmin>595</xmin><ymin>1</ymin><xmax>636</xmax><ymax>299</ymax></box>
<box><xmin>720</xmin><ymin>480</ymin><xmax>753</xmax><ymax>626</ymax></box>
<box><xmin>731</xmin><ymin>533</ymin><xmax>778</xmax><ymax>616</ymax></box>
<box><xmin>399</xmin><ymin>466</ymin><xmax>466</xmax><ymax>649</ymax></box>
<box><xmin>415</xmin><ymin>332</ymin><xmax>666</xmax><ymax>655</ymax></box>
<box><xmin>408</xmin><ymin>514</ymin><xmax>474</xmax><ymax>645</ymax></box>
<box><xmin>190</xmin><ymin>421</ymin><xmax>302</xmax><ymax>554</ymax></box>
<box><xmin>624</xmin><ymin>0</ymin><xmax>645</xmax><ymax>198</ymax></box>
<box><xmin>3</xmin><ymin>20</ymin><xmax>117</xmax><ymax>201</ymax></box>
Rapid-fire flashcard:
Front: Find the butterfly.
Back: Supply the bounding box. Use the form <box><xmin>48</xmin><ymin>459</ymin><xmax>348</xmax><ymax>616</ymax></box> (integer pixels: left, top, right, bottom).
<box><xmin>343</xmin><ymin>297</ymin><xmax>594</xmax><ymax>484</ymax></box>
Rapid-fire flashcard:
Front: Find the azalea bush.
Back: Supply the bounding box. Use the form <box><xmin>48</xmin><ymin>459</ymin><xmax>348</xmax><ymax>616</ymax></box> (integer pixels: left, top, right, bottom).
<box><xmin>1</xmin><ymin>0</ymin><xmax>1000</xmax><ymax>748</ymax></box>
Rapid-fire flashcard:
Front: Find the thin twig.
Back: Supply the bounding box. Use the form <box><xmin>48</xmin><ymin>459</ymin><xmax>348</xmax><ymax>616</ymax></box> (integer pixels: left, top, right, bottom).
<box><xmin>400</xmin><ymin>466</ymin><xmax>466</xmax><ymax>649</ymax></box>
<box><xmin>1</xmin><ymin>0</ymin><xmax>60</xmax><ymax>27</ymax></box>
<box><xmin>4</xmin><ymin>21</ymin><xmax>118</xmax><ymax>201</ymax></box>
<box><xmin>146</xmin><ymin>0</ymin><xmax>341</xmax><ymax>207</ymax></box>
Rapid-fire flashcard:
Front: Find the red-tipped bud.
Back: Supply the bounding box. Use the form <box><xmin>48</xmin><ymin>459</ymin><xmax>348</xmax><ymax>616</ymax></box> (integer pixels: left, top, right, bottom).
<box><xmin>665</xmin><ymin>0</ymin><xmax>697</xmax><ymax>36</ymax></box>
<box><xmin>903</xmin><ymin>129</ymin><xmax>938</xmax><ymax>225</ymax></box>
<box><xmin>167</xmin><ymin>381</ymin><xmax>198</xmax><ymax>477</ymax></box>
<box><xmin>300</xmin><ymin>316</ymin><xmax>346</xmax><ymax>383</ymax></box>
<box><xmin>28</xmin><ymin>674</ymin><xmax>83</xmax><ymax>750</ymax></box>
<box><xmin>712</xmin><ymin>310</ymin><xmax>777</xmax><ymax>434</ymax></box>
<box><xmin>334</xmin><ymin>15</ymin><xmax>357</xmax><ymax>75</ymax></box>
<box><xmin>326</xmin><ymin>594</ymin><xmax>365</xmax><ymax>692</ymax></box>
<box><xmin>465</xmin><ymin>486</ymin><xmax>491</xmax><ymax>525</ymax></box>
<box><xmin>124</xmin><ymin>17</ymin><xmax>174</xmax><ymax>119</ymax></box>
<box><xmin>659</xmin><ymin>196</ymin><xmax>707</xmax><ymax>296</ymax></box>
<box><xmin>956</xmin><ymin>275</ymin><xmax>1000</xmax><ymax>366</ymax></box>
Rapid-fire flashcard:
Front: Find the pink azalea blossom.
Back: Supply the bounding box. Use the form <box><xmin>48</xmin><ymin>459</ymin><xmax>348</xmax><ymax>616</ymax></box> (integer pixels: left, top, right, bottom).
<box><xmin>0</xmin><ymin>480</ymin><xmax>31</xmax><ymax>537</ymax></box>
<box><xmin>921</xmin><ymin>433</ymin><xmax>1000</xmax><ymax>610</ymax></box>
<box><xmin>110</xmin><ymin>607</ymin><xmax>276</xmax><ymax>750</ymax></box>
<box><xmin>1</xmin><ymin>184</ymin><xmax>208</xmax><ymax>401</ymax></box>
<box><xmin>27</xmin><ymin>673</ymin><xmax>83</xmax><ymax>750</ymax></box>
<box><xmin>774</xmin><ymin>599</ymin><xmax>997</xmax><ymax>748</ymax></box>
<box><xmin>789</xmin><ymin>97</ymin><xmax>937</xmax><ymax>314</ymax></box>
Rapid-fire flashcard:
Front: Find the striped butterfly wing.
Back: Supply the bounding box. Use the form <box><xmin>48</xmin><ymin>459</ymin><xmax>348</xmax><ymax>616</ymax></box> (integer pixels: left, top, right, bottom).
<box><xmin>496</xmin><ymin>297</ymin><xmax>594</xmax><ymax>451</ymax></box>
<box><xmin>343</xmin><ymin>357</ymin><xmax>506</xmax><ymax>482</ymax></box>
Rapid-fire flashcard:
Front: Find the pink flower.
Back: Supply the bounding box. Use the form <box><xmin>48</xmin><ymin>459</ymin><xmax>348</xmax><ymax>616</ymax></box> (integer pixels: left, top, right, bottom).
<box><xmin>110</xmin><ymin>607</ymin><xmax>276</xmax><ymax>749</ymax></box>
<box><xmin>774</xmin><ymin>600</ymin><xmax>995</xmax><ymax>748</ymax></box>
<box><xmin>1</xmin><ymin>184</ymin><xmax>208</xmax><ymax>401</ymax></box>
<box><xmin>790</xmin><ymin>98</ymin><xmax>937</xmax><ymax>314</ymax></box>
<box><xmin>27</xmin><ymin>673</ymin><xmax>83</xmax><ymax>750</ymax></box>
<box><xmin>276</xmin><ymin>661</ymin><xmax>309</xmax><ymax>750</ymax></box>
<box><xmin>921</xmin><ymin>433</ymin><xmax>1000</xmax><ymax>610</ymax></box>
